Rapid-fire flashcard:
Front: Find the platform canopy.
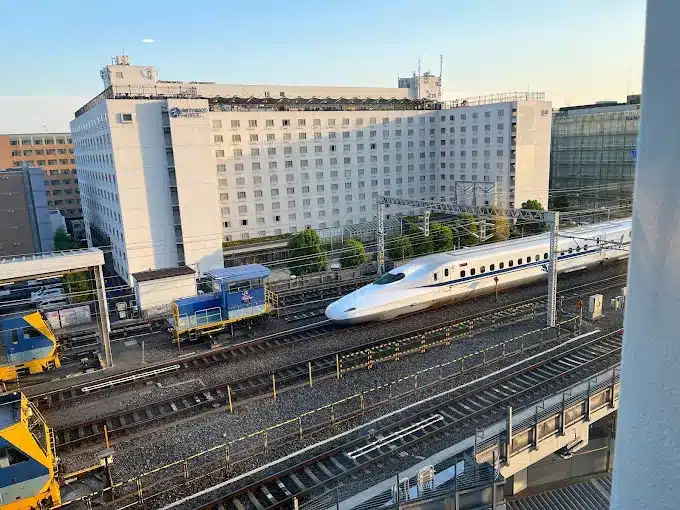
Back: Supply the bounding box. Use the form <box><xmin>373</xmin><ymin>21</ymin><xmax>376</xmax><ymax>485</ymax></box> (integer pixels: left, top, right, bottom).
<box><xmin>0</xmin><ymin>248</ymin><xmax>105</xmax><ymax>284</ymax></box>
<box><xmin>206</xmin><ymin>264</ymin><xmax>271</xmax><ymax>284</ymax></box>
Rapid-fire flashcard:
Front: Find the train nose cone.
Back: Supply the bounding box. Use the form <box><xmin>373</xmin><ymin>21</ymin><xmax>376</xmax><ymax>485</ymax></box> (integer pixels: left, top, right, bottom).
<box><xmin>324</xmin><ymin>300</ymin><xmax>344</xmax><ymax>321</ymax></box>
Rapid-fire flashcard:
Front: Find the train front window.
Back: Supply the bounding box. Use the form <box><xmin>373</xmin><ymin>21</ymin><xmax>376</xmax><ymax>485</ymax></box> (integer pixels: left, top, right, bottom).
<box><xmin>373</xmin><ymin>272</ymin><xmax>405</xmax><ymax>285</ymax></box>
<box><xmin>24</xmin><ymin>326</ymin><xmax>42</xmax><ymax>340</ymax></box>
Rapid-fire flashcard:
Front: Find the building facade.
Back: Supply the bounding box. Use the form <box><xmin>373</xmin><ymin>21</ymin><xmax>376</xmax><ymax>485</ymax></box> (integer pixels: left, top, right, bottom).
<box><xmin>550</xmin><ymin>95</ymin><xmax>640</xmax><ymax>208</ymax></box>
<box><xmin>71</xmin><ymin>56</ymin><xmax>551</xmax><ymax>283</ymax></box>
<box><xmin>0</xmin><ymin>167</ymin><xmax>54</xmax><ymax>256</ymax></box>
<box><xmin>0</xmin><ymin>133</ymin><xmax>80</xmax><ymax>220</ymax></box>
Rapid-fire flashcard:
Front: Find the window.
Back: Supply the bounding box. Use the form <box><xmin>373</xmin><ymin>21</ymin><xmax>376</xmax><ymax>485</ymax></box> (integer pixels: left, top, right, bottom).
<box><xmin>535</xmin><ymin>255</ymin><xmax>540</xmax><ymax>261</ymax></box>
<box><xmin>282</xmin><ymin>119</ymin><xmax>290</xmax><ymax>127</ymax></box>
<box><xmin>271</xmin><ymin>189</ymin><xmax>279</xmax><ymax>196</ymax></box>
<box><xmin>251</xmin><ymin>148</ymin><xmax>260</xmax><ymax>157</ymax></box>
<box><xmin>214</xmin><ymin>135</ymin><xmax>223</xmax><ymax>143</ymax></box>
<box><xmin>233</xmin><ymin>148</ymin><xmax>242</xmax><ymax>157</ymax></box>
<box><xmin>231</xmin><ymin>120</ymin><xmax>240</xmax><ymax>128</ymax></box>
<box><xmin>250</xmin><ymin>134</ymin><xmax>258</xmax><ymax>142</ymax></box>
<box><xmin>215</xmin><ymin>149</ymin><xmax>225</xmax><ymax>157</ymax></box>
<box><xmin>285</xmin><ymin>160</ymin><xmax>293</xmax><ymax>168</ymax></box>
<box><xmin>497</xmin><ymin>150</ymin><xmax>504</xmax><ymax>156</ymax></box>
<box><xmin>298</xmin><ymin>132</ymin><xmax>307</xmax><ymax>141</ymax></box>
<box><xmin>269</xmin><ymin>161</ymin><xmax>278</xmax><ymax>170</ymax></box>
<box><xmin>237</xmin><ymin>191</ymin><xmax>247</xmax><ymax>199</ymax></box>
<box><xmin>499</xmin><ymin>262</ymin><xmax>504</xmax><ymax>269</ymax></box>
<box><xmin>490</xmin><ymin>264</ymin><xmax>495</xmax><ymax>271</ymax></box>
<box><xmin>252</xmin><ymin>162</ymin><xmax>261</xmax><ymax>171</ymax></box>
<box><xmin>471</xmin><ymin>268</ymin><xmax>476</xmax><ymax>276</ymax></box>
<box><xmin>266</xmin><ymin>119</ymin><xmax>275</xmax><ymax>127</ymax></box>
<box><xmin>460</xmin><ymin>270</ymin><xmax>466</xmax><ymax>278</ymax></box>
<box><xmin>373</xmin><ymin>272</ymin><xmax>405</xmax><ymax>285</ymax></box>
<box><xmin>267</xmin><ymin>134</ymin><xmax>276</xmax><ymax>143</ymax></box>
<box><xmin>518</xmin><ymin>258</ymin><xmax>523</xmax><ymax>265</ymax></box>
<box><xmin>508</xmin><ymin>260</ymin><xmax>514</xmax><ymax>267</ymax></box>
<box><xmin>238</xmin><ymin>205</ymin><xmax>247</xmax><ymax>213</ymax></box>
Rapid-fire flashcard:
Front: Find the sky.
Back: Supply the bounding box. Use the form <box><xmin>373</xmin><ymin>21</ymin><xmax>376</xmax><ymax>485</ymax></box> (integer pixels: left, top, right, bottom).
<box><xmin>0</xmin><ymin>0</ymin><xmax>646</xmax><ymax>133</ymax></box>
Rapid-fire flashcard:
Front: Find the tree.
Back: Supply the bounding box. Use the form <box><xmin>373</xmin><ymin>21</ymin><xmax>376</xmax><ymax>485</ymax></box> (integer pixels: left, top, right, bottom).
<box><xmin>287</xmin><ymin>228</ymin><xmax>328</xmax><ymax>276</ymax></box>
<box><xmin>549</xmin><ymin>196</ymin><xmax>570</xmax><ymax>210</ymax></box>
<box><xmin>63</xmin><ymin>272</ymin><xmax>90</xmax><ymax>303</ymax></box>
<box><xmin>340</xmin><ymin>239</ymin><xmax>368</xmax><ymax>268</ymax></box>
<box><xmin>387</xmin><ymin>235</ymin><xmax>412</xmax><ymax>261</ymax></box>
<box><xmin>455</xmin><ymin>213</ymin><xmax>479</xmax><ymax>247</ymax></box>
<box><xmin>492</xmin><ymin>216</ymin><xmax>510</xmax><ymax>242</ymax></box>
<box><xmin>520</xmin><ymin>200</ymin><xmax>549</xmax><ymax>235</ymax></box>
<box><xmin>430</xmin><ymin>223</ymin><xmax>453</xmax><ymax>252</ymax></box>
<box><xmin>54</xmin><ymin>228</ymin><xmax>77</xmax><ymax>251</ymax></box>
<box><xmin>411</xmin><ymin>231</ymin><xmax>434</xmax><ymax>256</ymax></box>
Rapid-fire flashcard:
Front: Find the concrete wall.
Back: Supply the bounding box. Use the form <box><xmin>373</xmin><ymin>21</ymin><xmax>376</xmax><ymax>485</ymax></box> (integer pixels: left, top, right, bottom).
<box><xmin>166</xmin><ymin>98</ymin><xmax>224</xmax><ymax>275</ymax></box>
<box><xmin>0</xmin><ymin>170</ymin><xmax>36</xmax><ymax>256</ymax></box>
<box><xmin>514</xmin><ymin>101</ymin><xmax>552</xmax><ymax>209</ymax></box>
<box><xmin>26</xmin><ymin>167</ymin><xmax>54</xmax><ymax>253</ymax></box>
<box><xmin>134</xmin><ymin>274</ymin><xmax>197</xmax><ymax>314</ymax></box>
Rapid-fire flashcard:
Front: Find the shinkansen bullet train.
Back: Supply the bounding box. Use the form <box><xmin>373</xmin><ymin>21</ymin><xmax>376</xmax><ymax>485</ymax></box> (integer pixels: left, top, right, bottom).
<box><xmin>325</xmin><ymin>219</ymin><xmax>631</xmax><ymax>324</ymax></box>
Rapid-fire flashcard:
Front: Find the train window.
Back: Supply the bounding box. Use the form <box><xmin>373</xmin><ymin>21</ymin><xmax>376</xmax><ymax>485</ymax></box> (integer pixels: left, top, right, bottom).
<box><xmin>0</xmin><ymin>446</ymin><xmax>30</xmax><ymax>466</ymax></box>
<box><xmin>444</xmin><ymin>268</ymin><xmax>449</xmax><ymax>277</ymax></box>
<box><xmin>518</xmin><ymin>258</ymin><xmax>523</xmax><ymax>265</ymax></box>
<box><xmin>560</xmin><ymin>251</ymin><xmax>565</xmax><ymax>257</ymax></box>
<box><xmin>480</xmin><ymin>266</ymin><xmax>486</xmax><ymax>273</ymax></box>
<box><xmin>433</xmin><ymin>273</ymin><xmax>438</xmax><ymax>281</ymax></box>
<box><xmin>10</xmin><ymin>330</ymin><xmax>19</xmax><ymax>344</ymax></box>
<box><xmin>596</xmin><ymin>238</ymin><xmax>601</xmax><ymax>245</ymax></box>
<box><xmin>535</xmin><ymin>255</ymin><xmax>540</xmax><ymax>261</ymax></box>
<box><xmin>490</xmin><ymin>264</ymin><xmax>495</xmax><ymax>271</ymax></box>
<box><xmin>374</xmin><ymin>272</ymin><xmax>406</xmax><ymax>285</ymax></box>
<box><xmin>577</xmin><ymin>246</ymin><xmax>581</xmax><ymax>252</ymax></box>
<box><xmin>24</xmin><ymin>327</ymin><xmax>41</xmax><ymax>339</ymax></box>
<box><xmin>471</xmin><ymin>268</ymin><xmax>476</xmax><ymax>276</ymax></box>
<box><xmin>544</xmin><ymin>253</ymin><xmax>549</xmax><ymax>259</ymax></box>
<box><xmin>460</xmin><ymin>270</ymin><xmax>466</xmax><ymax>278</ymax></box>
<box><xmin>508</xmin><ymin>260</ymin><xmax>514</xmax><ymax>267</ymax></box>
<box><xmin>499</xmin><ymin>262</ymin><xmax>504</xmax><ymax>269</ymax></box>
<box><xmin>568</xmin><ymin>248</ymin><xmax>573</xmax><ymax>254</ymax></box>
<box><xmin>584</xmin><ymin>244</ymin><xmax>588</xmax><ymax>250</ymax></box>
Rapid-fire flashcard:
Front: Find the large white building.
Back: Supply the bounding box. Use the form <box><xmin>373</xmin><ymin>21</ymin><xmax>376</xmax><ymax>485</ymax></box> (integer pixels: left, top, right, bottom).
<box><xmin>71</xmin><ymin>56</ymin><xmax>551</xmax><ymax>283</ymax></box>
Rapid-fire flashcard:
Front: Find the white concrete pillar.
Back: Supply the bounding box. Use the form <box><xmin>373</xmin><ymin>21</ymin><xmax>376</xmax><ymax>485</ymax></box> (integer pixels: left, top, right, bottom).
<box><xmin>94</xmin><ymin>265</ymin><xmax>113</xmax><ymax>367</ymax></box>
<box><xmin>611</xmin><ymin>2</ymin><xmax>680</xmax><ymax>508</ymax></box>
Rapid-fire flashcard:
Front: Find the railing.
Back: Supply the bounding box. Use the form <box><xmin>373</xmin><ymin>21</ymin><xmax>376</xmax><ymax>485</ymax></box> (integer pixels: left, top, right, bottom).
<box><xmin>441</xmin><ymin>92</ymin><xmax>546</xmax><ymax>109</ymax></box>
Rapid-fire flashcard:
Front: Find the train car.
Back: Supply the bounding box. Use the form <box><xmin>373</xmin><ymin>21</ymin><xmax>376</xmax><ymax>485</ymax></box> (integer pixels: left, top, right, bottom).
<box><xmin>0</xmin><ymin>392</ymin><xmax>61</xmax><ymax>509</ymax></box>
<box><xmin>0</xmin><ymin>312</ymin><xmax>61</xmax><ymax>382</ymax></box>
<box><xmin>171</xmin><ymin>264</ymin><xmax>274</xmax><ymax>343</ymax></box>
<box><xmin>326</xmin><ymin>219</ymin><xmax>631</xmax><ymax>324</ymax></box>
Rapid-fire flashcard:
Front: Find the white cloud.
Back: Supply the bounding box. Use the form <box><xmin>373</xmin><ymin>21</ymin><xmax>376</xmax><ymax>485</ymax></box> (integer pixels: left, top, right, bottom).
<box><xmin>142</xmin><ymin>38</ymin><xmax>155</xmax><ymax>44</ymax></box>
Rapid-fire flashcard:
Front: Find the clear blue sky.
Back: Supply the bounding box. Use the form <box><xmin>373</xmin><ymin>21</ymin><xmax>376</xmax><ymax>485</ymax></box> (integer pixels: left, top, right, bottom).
<box><xmin>0</xmin><ymin>0</ymin><xmax>646</xmax><ymax>133</ymax></box>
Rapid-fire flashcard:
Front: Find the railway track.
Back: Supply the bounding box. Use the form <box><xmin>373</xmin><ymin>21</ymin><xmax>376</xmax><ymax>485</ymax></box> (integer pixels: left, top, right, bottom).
<box><xmin>34</xmin><ymin>321</ymin><xmax>337</xmax><ymax>408</ymax></box>
<box><xmin>194</xmin><ymin>330</ymin><xmax>623</xmax><ymax>510</ymax></box>
<box><xmin>34</xmin><ymin>273</ymin><xmax>626</xmax><ymax>411</ymax></box>
<box><xmin>52</xmin><ymin>272</ymin><xmax>626</xmax><ymax>452</ymax></box>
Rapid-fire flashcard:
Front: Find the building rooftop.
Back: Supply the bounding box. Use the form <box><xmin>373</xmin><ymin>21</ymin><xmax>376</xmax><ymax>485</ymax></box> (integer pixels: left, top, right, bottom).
<box><xmin>507</xmin><ymin>474</ymin><xmax>612</xmax><ymax>510</ymax></box>
<box><xmin>207</xmin><ymin>264</ymin><xmax>271</xmax><ymax>283</ymax></box>
<box><xmin>132</xmin><ymin>266</ymin><xmax>196</xmax><ymax>282</ymax></box>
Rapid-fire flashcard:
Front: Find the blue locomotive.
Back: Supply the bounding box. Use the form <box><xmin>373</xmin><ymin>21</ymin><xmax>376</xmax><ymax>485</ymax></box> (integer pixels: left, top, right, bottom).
<box><xmin>171</xmin><ymin>264</ymin><xmax>273</xmax><ymax>343</ymax></box>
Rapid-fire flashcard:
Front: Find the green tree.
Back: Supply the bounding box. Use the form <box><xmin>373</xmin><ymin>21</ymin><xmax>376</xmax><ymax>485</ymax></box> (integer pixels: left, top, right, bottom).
<box><xmin>430</xmin><ymin>223</ymin><xmax>453</xmax><ymax>252</ymax></box>
<box><xmin>387</xmin><ymin>235</ymin><xmax>413</xmax><ymax>261</ymax></box>
<box><xmin>63</xmin><ymin>272</ymin><xmax>90</xmax><ymax>303</ymax></box>
<box><xmin>340</xmin><ymin>239</ymin><xmax>368</xmax><ymax>268</ymax></box>
<box><xmin>54</xmin><ymin>228</ymin><xmax>77</xmax><ymax>251</ymax></box>
<box><xmin>549</xmin><ymin>196</ymin><xmax>570</xmax><ymax>210</ymax></box>
<box><xmin>411</xmin><ymin>231</ymin><xmax>434</xmax><ymax>256</ymax></box>
<box><xmin>520</xmin><ymin>200</ymin><xmax>549</xmax><ymax>235</ymax></box>
<box><xmin>492</xmin><ymin>216</ymin><xmax>510</xmax><ymax>242</ymax></box>
<box><xmin>455</xmin><ymin>213</ymin><xmax>479</xmax><ymax>247</ymax></box>
<box><xmin>287</xmin><ymin>228</ymin><xmax>328</xmax><ymax>276</ymax></box>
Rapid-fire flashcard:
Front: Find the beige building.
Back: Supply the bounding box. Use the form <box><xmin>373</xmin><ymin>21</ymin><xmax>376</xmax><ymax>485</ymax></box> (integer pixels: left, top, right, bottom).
<box><xmin>0</xmin><ymin>133</ymin><xmax>80</xmax><ymax>219</ymax></box>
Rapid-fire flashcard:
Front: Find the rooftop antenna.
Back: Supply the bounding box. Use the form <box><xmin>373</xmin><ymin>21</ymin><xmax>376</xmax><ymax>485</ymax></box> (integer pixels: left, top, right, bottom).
<box><xmin>439</xmin><ymin>54</ymin><xmax>443</xmax><ymax>80</ymax></box>
<box><xmin>417</xmin><ymin>59</ymin><xmax>421</xmax><ymax>99</ymax></box>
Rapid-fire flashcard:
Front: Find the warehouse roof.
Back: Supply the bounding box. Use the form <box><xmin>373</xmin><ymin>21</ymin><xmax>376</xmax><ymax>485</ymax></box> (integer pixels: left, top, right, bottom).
<box><xmin>132</xmin><ymin>266</ymin><xmax>196</xmax><ymax>282</ymax></box>
<box><xmin>207</xmin><ymin>264</ymin><xmax>271</xmax><ymax>283</ymax></box>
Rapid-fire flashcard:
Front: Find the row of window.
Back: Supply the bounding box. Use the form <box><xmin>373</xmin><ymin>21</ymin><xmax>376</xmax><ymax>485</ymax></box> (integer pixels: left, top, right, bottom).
<box><xmin>9</xmin><ymin>136</ymin><xmax>71</xmax><ymax>146</ymax></box>
<box><xmin>433</xmin><ymin>245</ymin><xmax>597</xmax><ymax>282</ymax></box>
<box><xmin>218</xmin><ymin>127</ymin><xmax>506</xmax><ymax>144</ymax></box>
<box><xmin>11</xmin><ymin>148</ymin><xmax>73</xmax><ymax>156</ymax></box>
<box><xmin>213</xmin><ymin>111</ymin><xmax>506</xmax><ymax>131</ymax></box>
<box><xmin>220</xmin><ymin>147</ymin><xmax>507</xmax><ymax>161</ymax></box>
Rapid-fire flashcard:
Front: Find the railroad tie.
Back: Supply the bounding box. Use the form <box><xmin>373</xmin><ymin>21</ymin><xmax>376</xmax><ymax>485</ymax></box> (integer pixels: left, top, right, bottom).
<box><xmin>259</xmin><ymin>486</ymin><xmax>276</xmax><ymax>505</ymax></box>
<box><xmin>246</xmin><ymin>491</ymin><xmax>266</xmax><ymax>510</ymax></box>
<box><xmin>329</xmin><ymin>456</ymin><xmax>348</xmax><ymax>473</ymax></box>
<box><xmin>231</xmin><ymin>497</ymin><xmax>246</xmax><ymax>510</ymax></box>
<box><xmin>316</xmin><ymin>460</ymin><xmax>334</xmax><ymax>479</ymax></box>
<box><xmin>303</xmin><ymin>466</ymin><xmax>322</xmax><ymax>485</ymax></box>
<box><xmin>276</xmin><ymin>479</ymin><xmax>292</xmax><ymax>498</ymax></box>
<box><xmin>289</xmin><ymin>473</ymin><xmax>307</xmax><ymax>491</ymax></box>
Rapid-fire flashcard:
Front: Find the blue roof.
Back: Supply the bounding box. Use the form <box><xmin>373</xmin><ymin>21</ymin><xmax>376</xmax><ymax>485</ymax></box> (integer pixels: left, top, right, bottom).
<box><xmin>207</xmin><ymin>264</ymin><xmax>271</xmax><ymax>283</ymax></box>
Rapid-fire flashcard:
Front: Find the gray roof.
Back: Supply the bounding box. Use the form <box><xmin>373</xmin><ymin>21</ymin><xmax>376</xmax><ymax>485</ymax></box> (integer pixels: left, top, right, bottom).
<box><xmin>507</xmin><ymin>474</ymin><xmax>612</xmax><ymax>510</ymax></box>
<box><xmin>132</xmin><ymin>266</ymin><xmax>195</xmax><ymax>282</ymax></box>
